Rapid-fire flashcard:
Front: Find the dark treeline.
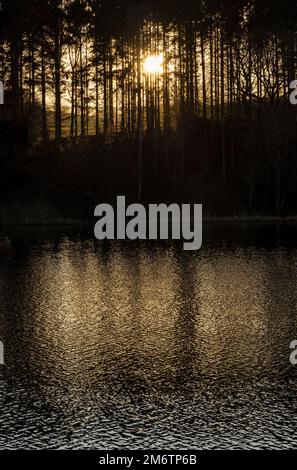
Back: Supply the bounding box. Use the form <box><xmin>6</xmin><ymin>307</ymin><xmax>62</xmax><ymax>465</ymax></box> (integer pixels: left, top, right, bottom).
<box><xmin>0</xmin><ymin>0</ymin><xmax>297</xmax><ymax>218</ymax></box>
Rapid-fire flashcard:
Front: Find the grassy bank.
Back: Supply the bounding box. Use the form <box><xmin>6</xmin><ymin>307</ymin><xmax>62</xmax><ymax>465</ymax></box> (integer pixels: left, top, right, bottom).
<box><xmin>0</xmin><ymin>200</ymin><xmax>88</xmax><ymax>225</ymax></box>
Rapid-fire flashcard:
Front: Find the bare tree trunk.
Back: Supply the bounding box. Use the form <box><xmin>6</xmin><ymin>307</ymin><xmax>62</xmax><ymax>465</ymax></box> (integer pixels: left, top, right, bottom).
<box><xmin>41</xmin><ymin>48</ymin><xmax>48</xmax><ymax>141</ymax></box>
<box><xmin>54</xmin><ymin>16</ymin><xmax>62</xmax><ymax>143</ymax></box>
<box><xmin>136</xmin><ymin>31</ymin><xmax>143</xmax><ymax>201</ymax></box>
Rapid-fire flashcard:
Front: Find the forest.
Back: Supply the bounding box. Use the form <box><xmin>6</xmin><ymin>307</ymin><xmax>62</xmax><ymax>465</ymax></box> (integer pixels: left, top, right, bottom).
<box><xmin>0</xmin><ymin>0</ymin><xmax>297</xmax><ymax>222</ymax></box>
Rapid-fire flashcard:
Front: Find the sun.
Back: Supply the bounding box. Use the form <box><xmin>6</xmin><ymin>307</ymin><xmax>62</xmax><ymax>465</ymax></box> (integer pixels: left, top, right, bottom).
<box><xmin>143</xmin><ymin>53</ymin><xmax>164</xmax><ymax>74</ymax></box>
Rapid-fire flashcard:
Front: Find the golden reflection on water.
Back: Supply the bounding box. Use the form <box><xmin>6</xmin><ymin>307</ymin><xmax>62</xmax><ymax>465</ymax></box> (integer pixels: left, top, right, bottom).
<box><xmin>21</xmin><ymin>243</ymin><xmax>181</xmax><ymax>386</ymax></box>
<box><xmin>194</xmin><ymin>250</ymin><xmax>269</xmax><ymax>377</ymax></box>
<box><xmin>4</xmin><ymin>240</ymin><xmax>297</xmax><ymax>391</ymax></box>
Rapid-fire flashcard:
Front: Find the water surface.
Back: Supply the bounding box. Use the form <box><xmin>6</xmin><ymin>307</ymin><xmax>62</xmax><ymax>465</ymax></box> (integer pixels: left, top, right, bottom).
<box><xmin>0</xmin><ymin>224</ymin><xmax>297</xmax><ymax>449</ymax></box>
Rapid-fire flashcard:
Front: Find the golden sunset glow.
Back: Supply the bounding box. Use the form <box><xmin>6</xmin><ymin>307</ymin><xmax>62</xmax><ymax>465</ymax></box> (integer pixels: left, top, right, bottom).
<box><xmin>143</xmin><ymin>53</ymin><xmax>164</xmax><ymax>74</ymax></box>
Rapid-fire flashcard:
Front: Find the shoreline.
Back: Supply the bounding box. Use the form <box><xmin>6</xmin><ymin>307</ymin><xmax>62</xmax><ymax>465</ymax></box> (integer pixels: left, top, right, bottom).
<box><xmin>0</xmin><ymin>216</ymin><xmax>297</xmax><ymax>226</ymax></box>
<box><xmin>0</xmin><ymin>200</ymin><xmax>297</xmax><ymax>226</ymax></box>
